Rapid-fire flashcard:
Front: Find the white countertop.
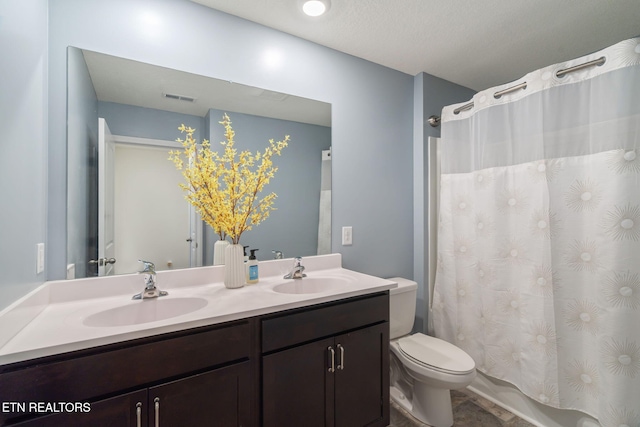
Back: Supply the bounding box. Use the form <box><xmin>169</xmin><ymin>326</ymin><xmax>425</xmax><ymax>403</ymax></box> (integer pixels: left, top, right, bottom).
<box><xmin>0</xmin><ymin>254</ymin><xmax>397</xmax><ymax>366</ymax></box>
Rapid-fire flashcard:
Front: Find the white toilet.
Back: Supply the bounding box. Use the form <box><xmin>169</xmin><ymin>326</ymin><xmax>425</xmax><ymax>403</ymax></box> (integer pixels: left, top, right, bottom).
<box><xmin>388</xmin><ymin>277</ymin><xmax>476</xmax><ymax>427</ymax></box>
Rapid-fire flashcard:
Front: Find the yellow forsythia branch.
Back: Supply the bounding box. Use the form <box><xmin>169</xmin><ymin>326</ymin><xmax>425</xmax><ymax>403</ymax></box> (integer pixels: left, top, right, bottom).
<box><xmin>169</xmin><ymin>114</ymin><xmax>289</xmax><ymax>245</ymax></box>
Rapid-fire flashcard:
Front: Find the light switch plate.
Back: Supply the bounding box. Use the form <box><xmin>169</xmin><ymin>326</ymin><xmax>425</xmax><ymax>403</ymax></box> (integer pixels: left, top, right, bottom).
<box><xmin>341</xmin><ymin>226</ymin><xmax>353</xmax><ymax>246</ymax></box>
<box><xmin>36</xmin><ymin>243</ymin><xmax>45</xmax><ymax>274</ymax></box>
<box><xmin>66</xmin><ymin>263</ymin><xmax>76</xmax><ymax>280</ymax></box>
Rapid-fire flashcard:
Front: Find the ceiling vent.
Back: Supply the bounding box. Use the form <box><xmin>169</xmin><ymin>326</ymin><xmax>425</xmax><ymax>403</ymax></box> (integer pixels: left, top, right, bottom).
<box><xmin>256</xmin><ymin>89</ymin><xmax>289</xmax><ymax>101</ymax></box>
<box><xmin>163</xmin><ymin>92</ymin><xmax>196</xmax><ymax>102</ymax></box>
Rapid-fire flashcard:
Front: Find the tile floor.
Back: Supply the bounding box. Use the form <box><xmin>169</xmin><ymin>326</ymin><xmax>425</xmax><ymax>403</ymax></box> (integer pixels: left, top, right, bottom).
<box><xmin>390</xmin><ymin>388</ymin><xmax>535</xmax><ymax>427</ymax></box>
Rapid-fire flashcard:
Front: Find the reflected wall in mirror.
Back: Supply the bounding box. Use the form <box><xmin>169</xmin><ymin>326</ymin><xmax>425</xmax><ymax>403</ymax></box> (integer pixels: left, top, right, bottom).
<box><xmin>67</xmin><ymin>47</ymin><xmax>331</xmax><ymax>279</ymax></box>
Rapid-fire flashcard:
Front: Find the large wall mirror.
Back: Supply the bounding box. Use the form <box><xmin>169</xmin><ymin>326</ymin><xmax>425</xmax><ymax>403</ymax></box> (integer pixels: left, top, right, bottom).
<box><xmin>67</xmin><ymin>47</ymin><xmax>331</xmax><ymax>279</ymax></box>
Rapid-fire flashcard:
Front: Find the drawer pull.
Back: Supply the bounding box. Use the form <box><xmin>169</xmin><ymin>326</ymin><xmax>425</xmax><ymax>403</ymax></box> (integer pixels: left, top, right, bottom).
<box><xmin>136</xmin><ymin>402</ymin><xmax>142</xmax><ymax>427</ymax></box>
<box><xmin>337</xmin><ymin>344</ymin><xmax>345</xmax><ymax>370</ymax></box>
<box><xmin>328</xmin><ymin>346</ymin><xmax>335</xmax><ymax>373</ymax></box>
<box><xmin>154</xmin><ymin>397</ymin><xmax>160</xmax><ymax>427</ymax></box>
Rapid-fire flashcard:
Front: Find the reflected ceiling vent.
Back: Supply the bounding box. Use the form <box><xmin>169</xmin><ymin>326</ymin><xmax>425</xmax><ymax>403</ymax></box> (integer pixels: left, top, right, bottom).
<box><xmin>256</xmin><ymin>89</ymin><xmax>289</xmax><ymax>102</ymax></box>
<box><xmin>163</xmin><ymin>92</ymin><xmax>196</xmax><ymax>102</ymax></box>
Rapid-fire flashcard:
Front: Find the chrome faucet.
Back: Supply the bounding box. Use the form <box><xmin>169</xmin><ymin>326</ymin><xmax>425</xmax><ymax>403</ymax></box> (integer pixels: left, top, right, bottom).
<box><xmin>284</xmin><ymin>257</ymin><xmax>306</xmax><ymax>279</ymax></box>
<box><xmin>133</xmin><ymin>260</ymin><xmax>168</xmax><ymax>300</ymax></box>
<box><xmin>272</xmin><ymin>250</ymin><xmax>283</xmax><ymax>259</ymax></box>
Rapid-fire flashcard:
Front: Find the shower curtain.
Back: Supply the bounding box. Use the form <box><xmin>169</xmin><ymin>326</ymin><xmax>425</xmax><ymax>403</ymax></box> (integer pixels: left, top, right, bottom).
<box><xmin>433</xmin><ymin>37</ymin><xmax>640</xmax><ymax>424</ymax></box>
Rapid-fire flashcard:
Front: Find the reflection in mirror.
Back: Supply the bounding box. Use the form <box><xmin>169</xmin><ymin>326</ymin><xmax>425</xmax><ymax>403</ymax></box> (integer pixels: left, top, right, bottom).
<box><xmin>67</xmin><ymin>47</ymin><xmax>331</xmax><ymax>279</ymax></box>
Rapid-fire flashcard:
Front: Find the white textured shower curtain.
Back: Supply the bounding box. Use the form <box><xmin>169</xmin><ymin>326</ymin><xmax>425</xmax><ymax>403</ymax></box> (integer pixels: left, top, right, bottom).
<box><xmin>433</xmin><ymin>38</ymin><xmax>640</xmax><ymax>424</ymax></box>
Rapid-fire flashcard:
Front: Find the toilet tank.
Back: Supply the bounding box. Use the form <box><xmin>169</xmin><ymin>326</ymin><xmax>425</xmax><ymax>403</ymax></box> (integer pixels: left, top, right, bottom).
<box><xmin>387</xmin><ymin>277</ymin><xmax>418</xmax><ymax>339</ymax></box>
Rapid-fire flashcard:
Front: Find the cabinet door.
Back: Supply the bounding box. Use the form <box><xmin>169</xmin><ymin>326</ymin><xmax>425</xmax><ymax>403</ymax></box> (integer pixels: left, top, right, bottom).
<box><xmin>334</xmin><ymin>323</ymin><xmax>389</xmax><ymax>427</ymax></box>
<box><xmin>262</xmin><ymin>337</ymin><xmax>335</xmax><ymax>427</ymax></box>
<box><xmin>149</xmin><ymin>362</ymin><xmax>252</xmax><ymax>427</ymax></box>
<box><xmin>11</xmin><ymin>389</ymin><xmax>147</xmax><ymax>427</ymax></box>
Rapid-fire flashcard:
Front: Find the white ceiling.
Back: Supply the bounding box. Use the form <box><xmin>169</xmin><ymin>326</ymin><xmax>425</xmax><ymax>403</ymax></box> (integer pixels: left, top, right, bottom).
<box><xmin>83</xmin><ymin>50</ymin><xmax>331</xmax><ymax>126</ymax></box>
<box><xmin>191</xmin><ymin>0</ymin><xmax>640</xmax><ymax>91</ymax></box>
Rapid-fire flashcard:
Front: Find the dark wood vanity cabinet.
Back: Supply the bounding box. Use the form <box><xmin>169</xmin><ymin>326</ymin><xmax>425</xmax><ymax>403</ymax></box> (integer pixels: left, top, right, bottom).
<box><xmin>147</xmin><ymin>362</ymin><xmax>252</xmax><ymax>426</ymax></box>
<box><xmin>261</xmin><ymin>292</ymin><xmax>390</xmax><ymax>427</ymax></box>
<box><xmin>0</xmin><ymin>319</ymin><xmax>256</xmax><ymax>427</ymax></box>
<box><xmin>0</xmin><ymin>291</ymin><xmax>389</xmax><ymax>427</ymax></box>
<box><xmin>9</xmin><ymin>363</ymin><xmax>252</xmax><ymax>427</ymax></box>
<box><xmin>9</xmin><ymin>389</ymin><xmax>148</xmax><ymax>427</ymax></box>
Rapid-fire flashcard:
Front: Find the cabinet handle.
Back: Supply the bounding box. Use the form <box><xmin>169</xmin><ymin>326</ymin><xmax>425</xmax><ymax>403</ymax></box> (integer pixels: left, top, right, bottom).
<box><xmin>337</xmin><ymin>344</ymin><xmax>345</xmax><ymax>370</ymax></box>
<box><xmin>136</xmin><ymin>402</ymin><xmax>142</xmax><ymax>427</ymax></box>
<box><xmin>154</xmin><ymin>397</ymin><xmax>160</xmax><ymax>427</ymax></box>
<box><xmin>328</xmin><ymin>346</ymin><xmax>335</xmax><ymax>373</ymax></box>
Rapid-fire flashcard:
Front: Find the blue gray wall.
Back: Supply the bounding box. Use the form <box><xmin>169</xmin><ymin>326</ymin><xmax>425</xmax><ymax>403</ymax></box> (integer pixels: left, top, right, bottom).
<box><xmin>97</xmin><ymin>101</ymin><xmax>205</xmax><ymax>143</ymax></box>
<box><xmin>47</xmin><ymin>0</ymin><xmax>415</xmax><ymax>282</ymax></box>
<box><xmin>0</xmin><ymin>0</ymin><xmax>48</xmax><ymax>310</ymax></box>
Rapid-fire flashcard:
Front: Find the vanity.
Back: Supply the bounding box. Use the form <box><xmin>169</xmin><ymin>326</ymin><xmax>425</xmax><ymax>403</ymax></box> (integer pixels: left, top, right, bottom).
<box><xmin>0</xmin><ymin>254</ymin><xmax>395</xmax><ymax>427</ymax></box>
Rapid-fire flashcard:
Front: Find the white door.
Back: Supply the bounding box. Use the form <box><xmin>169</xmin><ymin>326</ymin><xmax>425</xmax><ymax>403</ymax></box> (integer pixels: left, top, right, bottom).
<box><xmin>114</xmin><ymin>144</ymin><xmax>190</xmax><ymax>274</ymax></box>
<box><xmin>98</xmin><ymin>118</ymin><xmax>116</xmax><ymax>276</ymax></box>
<box><xmin>112</xmin><ymin>139</ymin><xmax>200</xmax><ymax>274</ymax></box>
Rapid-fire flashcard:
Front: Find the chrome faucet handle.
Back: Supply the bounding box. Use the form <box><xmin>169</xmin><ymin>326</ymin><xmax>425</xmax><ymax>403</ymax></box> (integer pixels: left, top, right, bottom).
<box><xmin>138</xmin><ymin>259</ymin><xmax>156</xmax><ymax>275</ymax></box>
<box><xmin>133</xmin><ymin>260</ymin><xmax>167</xmax><ymax>299</ymax></box>
<box><xmin>272</xmin><ymin>250</ymin><xmax>283</xmax><ymax>259</ymax></box>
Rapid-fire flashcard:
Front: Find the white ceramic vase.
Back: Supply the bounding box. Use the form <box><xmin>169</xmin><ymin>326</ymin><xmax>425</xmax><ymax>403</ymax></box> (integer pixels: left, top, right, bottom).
<box><xmin>213</xmin><ymin>239</ymin><xmax>229</xmax><ymax>266</ymax></box>
<box><xmin>224</xmin><ymin>244</ymin><xmax>245</xmax><ymax>289</ymax></box>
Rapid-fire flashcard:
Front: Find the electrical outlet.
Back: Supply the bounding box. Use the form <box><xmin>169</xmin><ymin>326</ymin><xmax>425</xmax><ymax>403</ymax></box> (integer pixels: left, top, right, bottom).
<box><xmin>36</xmin><ymin>243</ymin><xmax>45</xmax><ymax>274</ymax></box>
<box><xmin>341</xmin><ymin>226</ymin><xmax>353</xmax><ymax>246</ymax></box>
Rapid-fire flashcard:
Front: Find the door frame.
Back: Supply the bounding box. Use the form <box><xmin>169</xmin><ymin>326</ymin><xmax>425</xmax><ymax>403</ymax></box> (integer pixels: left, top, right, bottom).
<box><xmin>98</xmin><ymin>118</ymin><xmax>116</xmax><ymax>276</ymax></box>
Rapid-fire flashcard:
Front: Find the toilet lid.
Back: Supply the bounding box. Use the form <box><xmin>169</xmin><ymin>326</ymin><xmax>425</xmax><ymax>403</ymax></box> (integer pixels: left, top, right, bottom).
<box><xmin>397</xmin><ymin>333</ymin><xmax>475</xmax><ymax>374</ymax></box>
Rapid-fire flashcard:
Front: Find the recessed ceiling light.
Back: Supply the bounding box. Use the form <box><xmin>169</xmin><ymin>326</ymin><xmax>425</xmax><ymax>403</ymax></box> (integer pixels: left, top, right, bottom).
<box><xmin>302</xmin><ymin>0</ymin><xmax>330</xmax><ymax>17</ymax></box>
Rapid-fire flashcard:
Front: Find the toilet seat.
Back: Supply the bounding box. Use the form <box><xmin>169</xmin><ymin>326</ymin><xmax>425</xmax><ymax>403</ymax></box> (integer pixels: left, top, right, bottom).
<box><xmin>397</xmin><ymin>333</ymin><xmax>475</xmax><ymax>375</ymax></box>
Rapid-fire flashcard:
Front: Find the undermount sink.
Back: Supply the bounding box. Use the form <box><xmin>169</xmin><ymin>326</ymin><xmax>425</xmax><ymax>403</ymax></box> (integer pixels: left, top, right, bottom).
<box><xmin>83</xmin><ymin>297</ymin><xmax>208</xmax><ymax>327</ymax></box>
<box><xmin>272</xmin><ymin>277</ymin><xmax>350</xmax><ymax>294</ymax></box>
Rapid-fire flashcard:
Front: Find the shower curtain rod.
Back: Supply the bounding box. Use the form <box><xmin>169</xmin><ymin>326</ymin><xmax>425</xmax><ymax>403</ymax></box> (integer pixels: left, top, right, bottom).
<box><xmin>427</xmin><ymin>56</ymin><xmax>607</xmax><ymax>127</ymax></box>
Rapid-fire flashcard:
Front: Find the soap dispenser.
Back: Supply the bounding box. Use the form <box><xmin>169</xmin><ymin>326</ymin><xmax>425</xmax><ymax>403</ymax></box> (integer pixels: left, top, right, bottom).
<box><xmin>243</xmin><ymin>245</ymin><xmax>249</xmax><ymax>281</ymax></box>
<box><xmin>247</xmin><ymin>249</ymin><xmax>259</xmax><ymax>284</ymax></box>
